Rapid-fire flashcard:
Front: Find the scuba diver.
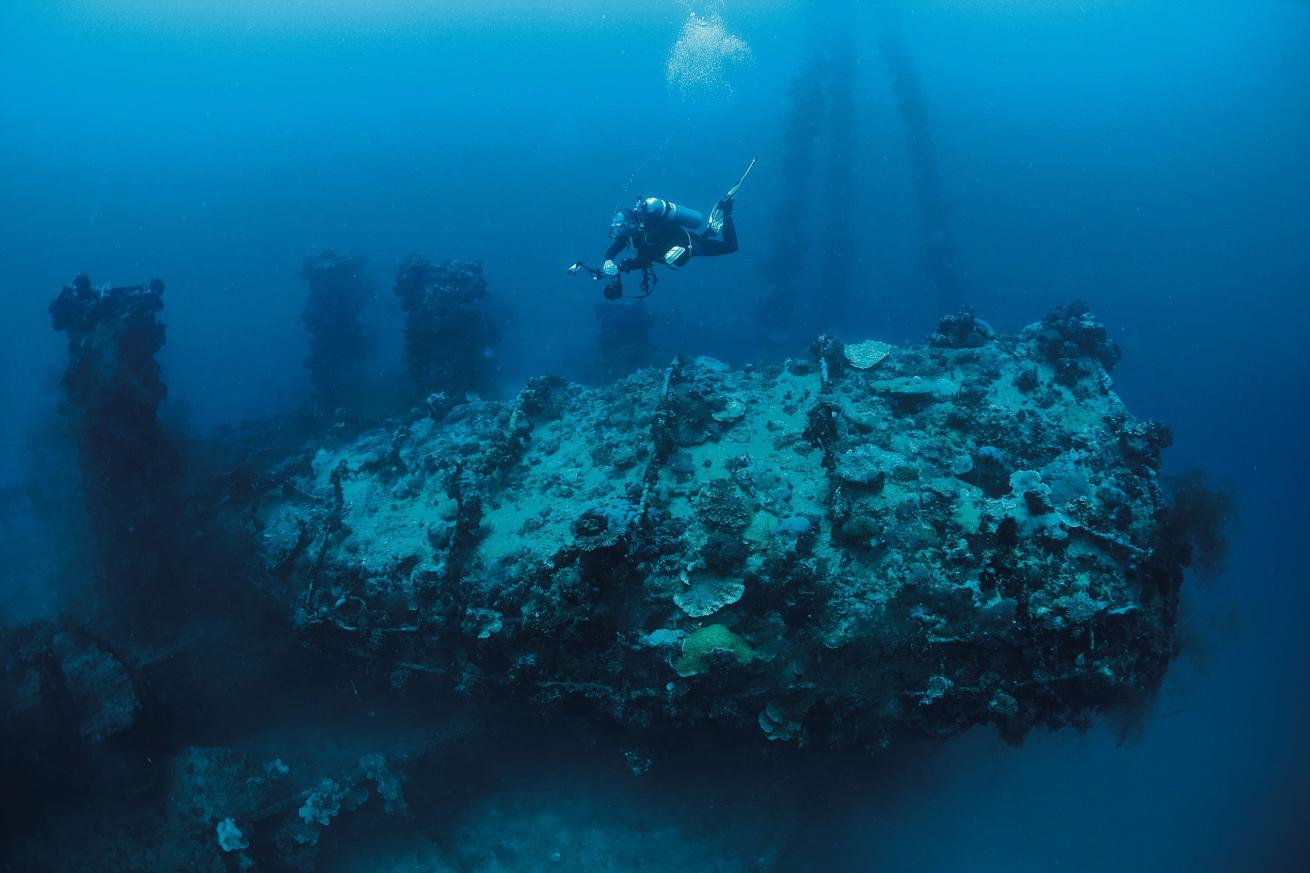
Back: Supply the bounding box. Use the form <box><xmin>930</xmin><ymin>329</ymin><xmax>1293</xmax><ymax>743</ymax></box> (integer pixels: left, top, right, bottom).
<box><xmin>569</xmin><ymin>158</ymin><xmax>755</xmax><ymax>299</ymax></box>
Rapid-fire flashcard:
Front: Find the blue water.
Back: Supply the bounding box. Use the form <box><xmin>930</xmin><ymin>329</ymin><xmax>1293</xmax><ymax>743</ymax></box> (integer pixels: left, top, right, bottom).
<box><xmin>2</xmin><ymin>1</ymin><xmax>1307</xmax><ymax>869</ymax></box>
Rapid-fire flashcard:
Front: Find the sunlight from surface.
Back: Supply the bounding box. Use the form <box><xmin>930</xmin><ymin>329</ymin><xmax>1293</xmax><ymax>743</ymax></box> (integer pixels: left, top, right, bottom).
<box><xmin>58</xmin><ymin>0</ymin><xmax>781</xmax><ymax>33</ymax></box>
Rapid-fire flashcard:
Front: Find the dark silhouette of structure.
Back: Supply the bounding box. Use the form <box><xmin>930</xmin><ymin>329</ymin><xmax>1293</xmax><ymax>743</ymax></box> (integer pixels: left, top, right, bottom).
<box><xmin>820</xmin><ymin>34</ymin><xmax>857</xmax><ymax>327</ymax></box>
<box><xmin>878</xmin><ymin>3</ymin><xmax>963</xmax><ymax>314</ymax></box>
<box><xmin>48</xmin><ymin>274</ymin><xmax>181</xmax><ymax>626</ymax></box>
<box><xmin>300</xmin><ymin>250</ymin><xmax>369</xmax><ymax>414</ymax></box>
<box><xmin>756</xmin><ymin>3</ymin><xmax>965</xmax><ymax>346</ymax></box>
<box><xmin>393</xmin><ymin>257</ymin><xmax>500</xmax><ymax>407</ymax></box>
<box><xmin>595</xmin><ymin>300</ymin><xmax>657</xmax><ymax>382</ymax></box>
<box><xmin>755</xmin><ymin>56</ymin><xmax>828</xmax><ymax>349</ymax></box>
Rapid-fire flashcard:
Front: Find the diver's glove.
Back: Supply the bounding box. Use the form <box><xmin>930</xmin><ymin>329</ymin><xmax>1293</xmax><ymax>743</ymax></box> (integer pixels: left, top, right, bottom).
<box><xmin>708</xmin><ymin>198</ymin><xmax>733</xmax><ymax>234</ymax></box>
<box><xmin>602</xmin><ymin>260</ymin><xmax>619</xmax><ymax>277</ymax></box>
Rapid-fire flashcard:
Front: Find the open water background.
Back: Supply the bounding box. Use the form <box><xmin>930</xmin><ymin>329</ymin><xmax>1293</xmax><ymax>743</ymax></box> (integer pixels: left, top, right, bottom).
<box><xmin>1</xmin><ymin>1</ymin><xmax>1307</xmax><ymax>869</ymax></box>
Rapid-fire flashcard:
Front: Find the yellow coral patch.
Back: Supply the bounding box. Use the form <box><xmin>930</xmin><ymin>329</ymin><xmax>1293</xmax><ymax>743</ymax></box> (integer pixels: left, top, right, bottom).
<box><xmin>674</xmin><ymin>624</ymin><xmax>759</xmax><ymax>677</ymax></box>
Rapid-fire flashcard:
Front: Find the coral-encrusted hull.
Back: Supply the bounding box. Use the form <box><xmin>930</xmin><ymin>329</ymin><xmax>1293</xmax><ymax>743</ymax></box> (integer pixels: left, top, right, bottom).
<box><xmin>250</xmin><ymin>306</ymin><xmax>1181</xmax><ymax>749</ymax></box>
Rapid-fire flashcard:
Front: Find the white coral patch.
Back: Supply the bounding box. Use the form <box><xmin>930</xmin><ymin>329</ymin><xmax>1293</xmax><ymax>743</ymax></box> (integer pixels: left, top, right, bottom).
<box><xmin>843</xmin><ymin>340</ymin><xmax>892</xmax><ymax>370</ymax></box>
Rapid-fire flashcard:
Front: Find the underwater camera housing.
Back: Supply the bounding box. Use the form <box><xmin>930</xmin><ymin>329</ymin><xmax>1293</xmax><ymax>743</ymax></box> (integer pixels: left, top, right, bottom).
<box><xmin>603</xmin><ymin>277</ymin><xmax>624</xmax><ymax>299</ymax></box>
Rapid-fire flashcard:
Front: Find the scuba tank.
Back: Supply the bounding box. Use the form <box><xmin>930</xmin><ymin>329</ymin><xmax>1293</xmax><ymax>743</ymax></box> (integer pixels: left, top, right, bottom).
<box><xmin>638</xmin><ymin>197</ymin><xmax>706</xmax><ymax>232</ymax></box>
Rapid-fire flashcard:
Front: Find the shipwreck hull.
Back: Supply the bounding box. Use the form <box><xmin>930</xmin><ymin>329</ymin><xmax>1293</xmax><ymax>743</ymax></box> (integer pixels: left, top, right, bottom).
<box><xmin>249</xmin><ymin>304</ymin><xmax>1181</xmax><ymax>749</ymax></box>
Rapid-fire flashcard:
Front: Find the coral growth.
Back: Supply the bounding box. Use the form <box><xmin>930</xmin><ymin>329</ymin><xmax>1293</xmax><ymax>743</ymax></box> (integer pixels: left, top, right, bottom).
<box><xmin>238</xmin><ymin>304</ymin><xmax>1193</xmax><ymax>750</ymax></box>
<box><xmin>1161</xmin><ymin>470</ymin><xmax>1238</xmax><ymax>580</ymax></box>
<box><xmin>674</xmin><ymin>624</ymin><xmax>761</xmax><ymax>677</ymax></box>
<box><xmin>1027</xmin><ymin>300</ymin><xmax>1122</xmax><ymax>388</ymax></box>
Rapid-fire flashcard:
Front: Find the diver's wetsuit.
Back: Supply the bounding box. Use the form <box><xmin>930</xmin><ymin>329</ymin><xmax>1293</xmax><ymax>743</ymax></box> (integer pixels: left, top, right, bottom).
<box><xmin>604</xmin><ymin>201</ymin><xmax>738</xmax><ymax>271</ymax></box>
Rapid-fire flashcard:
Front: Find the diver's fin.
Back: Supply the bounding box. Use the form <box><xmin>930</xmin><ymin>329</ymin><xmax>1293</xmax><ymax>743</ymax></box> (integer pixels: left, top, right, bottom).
<box><xmin>723</xmin><ymin>156</ymin><xmax>757</xmax><ymax>202</ymax></box>
<box><xmin>709</xmin><ymin>157</ymin><xmax>756</xmax><ymax>234</ymax></box>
